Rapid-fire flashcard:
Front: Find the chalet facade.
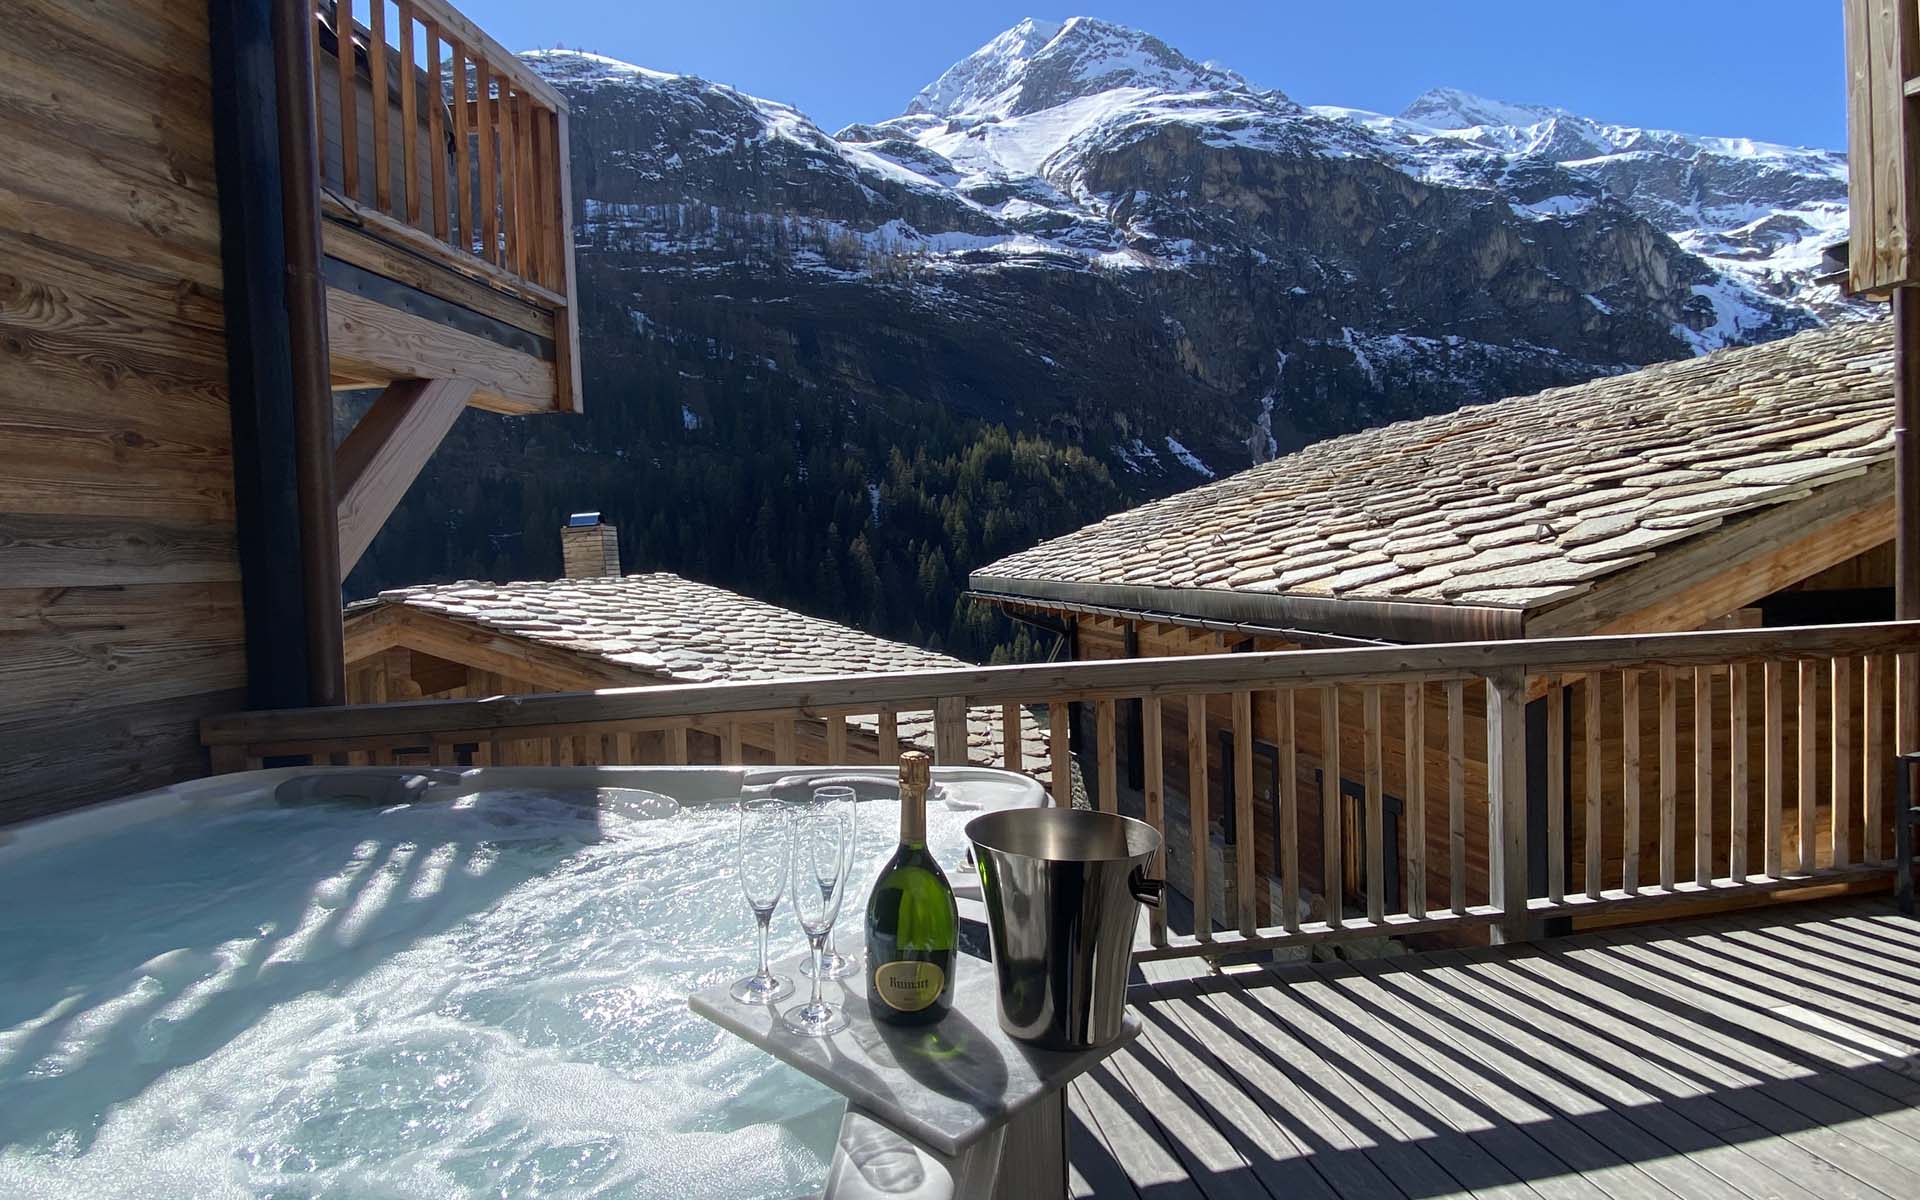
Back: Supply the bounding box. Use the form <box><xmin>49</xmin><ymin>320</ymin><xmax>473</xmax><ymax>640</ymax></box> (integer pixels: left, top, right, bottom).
<box><xmin>0</xmin><ymin>0</ymin><xmax>576</xmax><ymax>822</ymax></box>
<box><xmin>972</xmin><ymin>320</ymin><xmax>1901</xmax><ymax>931</ymax></box>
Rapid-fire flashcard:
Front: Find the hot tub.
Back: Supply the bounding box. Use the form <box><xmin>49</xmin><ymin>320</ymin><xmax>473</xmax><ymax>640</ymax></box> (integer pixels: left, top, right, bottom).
<box><xmin>0</xmin><ymin>765</ymin><xmax>1043</xmax><ymax>1199</ymax></box>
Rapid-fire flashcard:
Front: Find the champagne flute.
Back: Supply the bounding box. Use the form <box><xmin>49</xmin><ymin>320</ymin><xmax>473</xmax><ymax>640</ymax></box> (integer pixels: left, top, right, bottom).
<box><xmin>801</xmin><ymin>785</ymin><xmax>858</xmax><ymax>979</ymax></box>
<box><xmin>729</xmin><ymin>799</ymin><xmax>794</xmax><ymax>1005</ymax></box>
<box><xmin>782</xmin><ymin>797</ymin><xmax>855</xmax><ymax>1036</ymax></box>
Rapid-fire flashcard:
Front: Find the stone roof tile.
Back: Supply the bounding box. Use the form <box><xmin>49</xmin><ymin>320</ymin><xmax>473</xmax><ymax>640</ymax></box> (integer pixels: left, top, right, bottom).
<box><xmin>973</xmin><ymin>321</ymin><xmax>1894</xmax><ymax>616</ymax></box>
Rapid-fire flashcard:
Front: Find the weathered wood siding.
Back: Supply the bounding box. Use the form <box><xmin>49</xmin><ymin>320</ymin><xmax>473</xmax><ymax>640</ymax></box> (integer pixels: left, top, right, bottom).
<box><xmin>1844</xmin><ymin>0</ymin><xmax>1920</xmax><ymax>293</ymax></box>
<box><xmin>0</xmin><ymin>0</ymin><xmax>246</xmax><ymax>822</ymax></box>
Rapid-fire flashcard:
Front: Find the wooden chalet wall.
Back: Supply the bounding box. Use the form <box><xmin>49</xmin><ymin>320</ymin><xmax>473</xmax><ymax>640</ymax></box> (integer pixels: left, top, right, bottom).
<box><xmin>0</xmin><ymin>0</ymin><xmax>247</xmax><ymax>821</ymax></box>
<box><xmin>1845</xmin><ymin>0</ymin><xmax>1920</xmax><ymax>293</ymax></box>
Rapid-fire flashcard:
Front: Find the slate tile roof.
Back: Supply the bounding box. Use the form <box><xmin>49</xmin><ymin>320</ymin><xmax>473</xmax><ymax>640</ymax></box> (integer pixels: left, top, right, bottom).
<box><xmin>974</xmin><ymin>320</ymin><xmax>1894</xmax><ymax>614</ymax></box>
<box><xmin>357</xmin><ymin>572</ymin><xmax>1047</xmax><ymax>770</ymax></box>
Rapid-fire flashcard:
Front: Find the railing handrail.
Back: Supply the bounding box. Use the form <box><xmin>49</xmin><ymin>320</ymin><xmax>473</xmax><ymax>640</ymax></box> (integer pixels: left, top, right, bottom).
<box><xmin>202</xmin><ymin>619</ymin><xmax>1920</xmax><ymax>745</ymax></box>
<box><xmin>406</xmin><ymin>0</ymin><xmax>567</xmax><ymax>113</ymax></box>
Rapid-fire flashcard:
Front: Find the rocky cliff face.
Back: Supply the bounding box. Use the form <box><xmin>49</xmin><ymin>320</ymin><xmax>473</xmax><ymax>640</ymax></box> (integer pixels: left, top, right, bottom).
<box><xmin>523</xmin><ymin>17</ymin><xmax>1839</xmax><ymax>477</ymax></box>
<box><xmin>348</xmin><ymin>18</ymin><xmax>1860</xmax><ymax>660</ymax></box>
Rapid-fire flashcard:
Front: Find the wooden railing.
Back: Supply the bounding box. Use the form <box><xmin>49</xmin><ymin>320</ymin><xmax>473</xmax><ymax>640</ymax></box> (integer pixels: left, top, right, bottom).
<box><xmin>201</xmin><ymin>622</ymin><xmax>1920</xmax><ymax>957</ymax></box>
<box><xmin>316</xmin><ymin>0</ymin><xmax>572</xmax><ymax>302</ymax></box>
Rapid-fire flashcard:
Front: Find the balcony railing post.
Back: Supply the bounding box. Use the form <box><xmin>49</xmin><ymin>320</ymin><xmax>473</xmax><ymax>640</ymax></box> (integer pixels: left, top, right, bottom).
<box><xmin>1486</xmin><ymin>668</ymin><xmax>1532</xmax><ymax>944</ymax></box>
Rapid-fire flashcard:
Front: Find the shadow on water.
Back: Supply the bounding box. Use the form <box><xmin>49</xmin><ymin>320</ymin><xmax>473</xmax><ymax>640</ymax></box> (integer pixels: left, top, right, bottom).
<box><xmin>0</xmin><ymin>788</ymin><xmax>615</xmax><ymax>1152</ymax></box>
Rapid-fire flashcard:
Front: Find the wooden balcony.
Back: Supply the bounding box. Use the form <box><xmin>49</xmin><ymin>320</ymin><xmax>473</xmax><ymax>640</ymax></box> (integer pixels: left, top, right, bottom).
<box><xmin>314</xmin><ymin>0</ymin><xmax>578</xmax><ymax>416</ymax></box>
<box><xmin>204</xmin><ymin>620</ymin><xmax>1920</xmax><ymax>949</ymax></box>
<box><xmin>198</xmin><ymin>619</ymin><xmax>1920</xmax><ymax>1193</ymax></box>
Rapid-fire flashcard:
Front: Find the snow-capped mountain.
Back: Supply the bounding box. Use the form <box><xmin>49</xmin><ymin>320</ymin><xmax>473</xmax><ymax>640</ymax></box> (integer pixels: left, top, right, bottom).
<box><xmin>1318</xmin><ymin>87</ymin><xmax>1858</xmax><ymax>323</ymax></box>
<box><xmin>361</xmin><ymin>18</ymin><xmax>1866</xmax><ymax>666</ymax></box>
<box><xmin>510</xmin><ymin>16</ymin><xmax>1853</xmax><ymax>491</ymax></box>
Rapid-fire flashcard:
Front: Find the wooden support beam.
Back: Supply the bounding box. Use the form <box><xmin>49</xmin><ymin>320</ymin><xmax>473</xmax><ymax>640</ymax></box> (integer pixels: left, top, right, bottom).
<box><xmin>334</xmin><ymin>378</ymin><xmax>477</xmax><ymax>573</ymax></box>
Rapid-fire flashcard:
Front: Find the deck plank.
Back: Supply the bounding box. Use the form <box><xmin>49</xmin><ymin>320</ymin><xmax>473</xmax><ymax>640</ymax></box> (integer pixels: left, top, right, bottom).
<box><xmin>1138</xmin><ymin>985</ymin><xmax>1410</xmax><ymax>1199</ymax></box>
<box><xmin>1423</xmin><ymin>946</ymin><xmax>1832</xmax><ymax>1200</ymax></box>
<box><xmin>1071</xmin><ymin>900</ymin><xmax>1920</xmax><ymax>1200</ymax></box>
<box><xmin>1335</xmin><ymin>954</ymin><xmax>1733</xmax><ymax>1200</ymax></box>
<box><xmin>1284</xmin><ymin>963</ymin><xmax>1617</xmax><ymax>1200</ymax></box>
<box><xmin>1242</xmin><ymin>972</ymin><xmax>1551</xmax><ymax>1200</ymax></box>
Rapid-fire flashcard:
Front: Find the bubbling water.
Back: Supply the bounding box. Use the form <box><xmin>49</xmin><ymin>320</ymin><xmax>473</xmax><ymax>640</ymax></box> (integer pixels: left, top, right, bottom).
<box><xmin>0</xmin><ymin>786</ymin><xmax>960</xmax><ymax>1199</ymax></box>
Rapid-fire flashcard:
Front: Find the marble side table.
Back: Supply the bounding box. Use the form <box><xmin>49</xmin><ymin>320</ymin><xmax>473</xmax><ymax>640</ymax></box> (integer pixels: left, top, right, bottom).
<box><xmin>691</xmin><ymin>944</ymin><xmax>1139</xmax><ymax>1200</ymax></box>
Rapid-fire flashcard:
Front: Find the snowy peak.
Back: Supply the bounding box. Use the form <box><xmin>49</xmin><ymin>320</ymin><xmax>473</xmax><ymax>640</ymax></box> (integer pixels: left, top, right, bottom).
<box><xmin>1398</xmin><ymin>87</ymin><xmax>1564</xmax><ymax>132</ymax></box>
<box><xmin>906</xmin><ymin>17</ymin><xmax>1064</xmax><ymax>117</ymax></box>
<box><xmin>905</xmin><ymin>15</ymin><xmax>1254</xmax><ymax>120</ymax></box>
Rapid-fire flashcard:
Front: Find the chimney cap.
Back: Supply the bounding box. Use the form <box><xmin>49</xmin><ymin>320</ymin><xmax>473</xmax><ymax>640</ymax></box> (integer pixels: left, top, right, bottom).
<box><xmin>567</xmin><ymin>511</ymin><xmax>603</xmax><ymax>528</ymax></box>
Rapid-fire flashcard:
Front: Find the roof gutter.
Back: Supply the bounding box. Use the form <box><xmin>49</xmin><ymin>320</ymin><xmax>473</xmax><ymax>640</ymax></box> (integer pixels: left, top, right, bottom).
<box><xmin>972</xmin><ymin>590</ymin><xmax>1392</xmax><ymax>649</ymax></box>
<box><xmin>968</xmin><ymin>576</ymin><xmax>1527</xmax><ymax>645</ymax></box>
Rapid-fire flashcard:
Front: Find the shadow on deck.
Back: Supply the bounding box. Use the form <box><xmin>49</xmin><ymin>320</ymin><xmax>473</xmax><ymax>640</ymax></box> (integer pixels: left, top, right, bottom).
<box><xmin>1073</xmin><ymin>899</ymin><xmax>1920</xmax><ymax>1200</ymax></box>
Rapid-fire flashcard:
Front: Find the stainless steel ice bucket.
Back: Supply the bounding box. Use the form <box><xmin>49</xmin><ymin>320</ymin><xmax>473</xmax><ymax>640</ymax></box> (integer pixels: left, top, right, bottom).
<box><xmin>964</xmin><ymin>808</ymin><xmax>1163</xmax><ymax>1051</ymax></box>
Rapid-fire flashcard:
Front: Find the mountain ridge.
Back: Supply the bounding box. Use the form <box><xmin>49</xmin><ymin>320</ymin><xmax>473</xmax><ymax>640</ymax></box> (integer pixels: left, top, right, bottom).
<box><xmin>348</xmin><ymin>19</ymin><xmax>1866</xmax><ymax>670</ymax></box>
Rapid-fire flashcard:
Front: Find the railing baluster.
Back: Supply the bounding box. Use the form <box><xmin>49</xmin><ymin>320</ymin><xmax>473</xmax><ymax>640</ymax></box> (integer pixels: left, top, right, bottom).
<box><xmin>398</xmin><ymin>2</ymin><xmax>419</xmax><ymax>225</ymax></box>
<box><xmin>1096</xmin><ymin>698</ymin><xmax>1117</xmax><ymax>813</ymax></box>
<box><xmin>449</xmin><ymin>39</ymin><xmax>471</xmax><ymax>251</ymax></box>
<box><xmin>1694</xmin><ymin>665</ymin><xmax>1713</xmax><ymax>887</ymax></box>
<box><xmin>1659</xmin><ymin>667</ymin><xmax>1678</xmax><ymax>891</ymax></box>
<box><xmin>499</xmin><ymin>89</ymin><xmax>520</xmax><ymax>274</ymax></box>
<box><xmin>1486</xmin><ymin>669</ymin><xmax>1529</xmax><ymax>944</ymax></box>
<box><xmin>1001</xmin><ymin>703</ymin><xmax>1022</xmax><ymax>773</ymax></box>
<box><xmin>1142</xmin><ymin>695</ymin><xmax>1167</xmax><ymax>946</ymax></box>
<box><xmin>1622</xmin><ymin>670</ymin><xmax>1641</xmax><ymax>894</ymax></box>
<box><xmin>532</xmin><ymin>106</ymin><xmax>555</xmax><ymax>287</ymax></box>
<box><xmin>878</xmin><ymin>709</ymin><xmax>898</xmax><ymax>762</ymax></box>
<box><xmin>1049</xmin><ymin>702</ymin><xmax>1071</xmax><ymax>807</ymax></box>
<box><xmin>1321</xmin><ymin>687</ymin><xmax>1342</xmax><ymax>928</ymax></box>
<box><xmin>1405</xmin><ymin>682</ymin><xmax>1427</xmax><ymax>919</ymax></box>
<box><xmin>1447</xmin><ymin>679</ymin><xmax>1465</xmax><ymax>913</ymax></box>
<box><xmin>1764</xmin><ymin>660</ymin><xmax>1785</xmax><ymax>877</ymax></box>
<box><xmin>1233</xmin><ymin>689</ymin><xmax>1256</xmax><ymax>933</ymax></box>
<box><xmin>825</xmin><ymin>712</ymin><xmax>848</xmax><ymax>763</ymax></box>
<box><xmin>425</xmin><ymin>25</ymin><xmax>448</xmax><ymax>239</ymax></box>
<box><xmin>933</xmin><ymin>696</ymin><xmax>967</xmax><ymax>765</ymax></box>
<box><xmin>1188</xmin><ymin>693</ymin><xmax>1211</xmax><ymax>940</ymax></box>
<box><xmin>1364</xmin><ymin>685</ymin><xmax>1385</xmax><ymax>923</ymax></box>
<box><xmin>338</xmin><ymin>0</ymin><xmax>360</xmax><ymax>201</ymax></box>
<box><xmin>475</xmin><ymin>56</ymin><xmax>497</xmax><ymax>262</ymax></box>
<box><xmin>1546</xmin><ymin>678</ymin><xmax>1565</xmax><ymax>904</ymax></box>
<box><xmin>1729</xmin><ymin>662</ymin><xmax>1749</xmax><ymax>881</ymax></box>
<box><xmin>1832</xmin><ymin>656</ymin><xmax>1851</xmax><ymax>867</ymax></box>
<box><xmin>370</xmin><ymin>0</ymin><xmax>391</xmax><ymax>211</ymax></box>
<box><xmin>1902</xmin><ymin>650</ymin><xmax>1920</xmax><ymax>756</ymax></box>
<box><xmin>1275</xmin><ymin>689</ymin><xmax>1300</xmax><ymax>932</ymax></box>
<box><xmin>311</xmin><ymin>0</ymin><xmax>331</xmax><ymax>179</ymax></box>
<box><xmin>518</xmin><ymin>92</ymin><xmax>538</xmax><ymax>279</ymax></box>
<box><xmin>1866</xmin><ymin>655</ymin><xmax>1886</xmax><ymax>862</ymax></box>
<box><xmin>1799</xmin><ymin>659</ymin><xmax>1818</xmax><ymax>872</ymax></box>
<box><xmin>1585</xmin><ymin>674</ymin><xmax>1602</xmax><ymax>900</ymax></box>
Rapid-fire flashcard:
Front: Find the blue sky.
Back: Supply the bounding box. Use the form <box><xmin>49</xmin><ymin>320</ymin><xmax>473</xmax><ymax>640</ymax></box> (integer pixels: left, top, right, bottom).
<box><xmin>463</xmin><ymin>1</ymin><xmax>1847</xmax><ymax>149</ymax></box>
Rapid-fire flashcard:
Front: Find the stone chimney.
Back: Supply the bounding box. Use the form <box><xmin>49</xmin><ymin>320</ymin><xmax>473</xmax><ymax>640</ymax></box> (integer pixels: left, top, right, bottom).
<box><xmin>561</xmin><ymin>512</ymin><xmax>621</xmax><ymax>578</ymax></box>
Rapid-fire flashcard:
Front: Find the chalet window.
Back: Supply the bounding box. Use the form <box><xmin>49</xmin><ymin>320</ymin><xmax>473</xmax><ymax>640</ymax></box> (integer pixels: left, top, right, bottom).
<box><xmin>1312</xmin><ymin>771</ymin><xmax>1403</xmax><ymax>913</ymax></box>
<box><xmin>1215</xmin><ymin>729</ymin><xmax>1280</xmax><ymax>847</ymax></box>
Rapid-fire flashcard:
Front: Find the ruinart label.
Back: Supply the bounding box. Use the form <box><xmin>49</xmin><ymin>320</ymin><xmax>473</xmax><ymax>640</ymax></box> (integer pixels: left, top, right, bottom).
<box><xmin>873</xmin><ymin>960</ymin><xmax>945</xmax><ymax>1011</ymax></box>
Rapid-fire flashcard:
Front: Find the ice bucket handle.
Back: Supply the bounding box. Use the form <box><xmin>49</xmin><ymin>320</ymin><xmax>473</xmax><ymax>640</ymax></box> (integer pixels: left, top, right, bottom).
<box><xmin>1128</xmin><ymin>868</ymin><xmax>1165</xmax><ymax>908</ymax></box>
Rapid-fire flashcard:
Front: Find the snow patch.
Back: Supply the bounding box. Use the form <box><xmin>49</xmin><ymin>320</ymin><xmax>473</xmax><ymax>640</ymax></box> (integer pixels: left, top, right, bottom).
<box><xmin>1164</xmin><ymin>437</ymin><xmax>1214</xmax><ymax>478</ymax></box>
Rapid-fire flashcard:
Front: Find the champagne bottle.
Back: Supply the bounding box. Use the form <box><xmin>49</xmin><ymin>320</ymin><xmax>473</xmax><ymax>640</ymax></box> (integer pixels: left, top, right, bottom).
<box><xmin>864</xmin><ymin>751</ymin><xmax>958</xmax><ymax>1025</ymax></box>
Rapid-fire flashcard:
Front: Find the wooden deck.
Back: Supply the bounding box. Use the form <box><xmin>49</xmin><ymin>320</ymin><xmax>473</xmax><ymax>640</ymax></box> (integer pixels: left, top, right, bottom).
<box><xmin>1071</xmin><ymin>899</ymin><xmax>1920</xmax><ymax>1199</ymax></box>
